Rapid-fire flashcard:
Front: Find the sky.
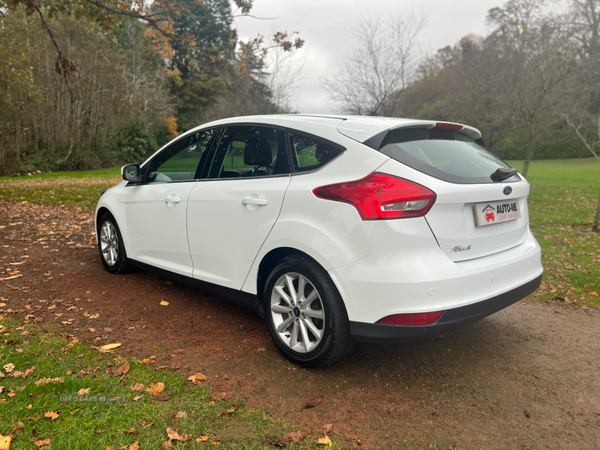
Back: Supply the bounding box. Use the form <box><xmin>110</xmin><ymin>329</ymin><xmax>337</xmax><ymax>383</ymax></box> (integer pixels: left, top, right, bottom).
<box><xmin>235</xmin><ymin>0</ymin><xmax>503</xmax><ymax>114</ymax></box>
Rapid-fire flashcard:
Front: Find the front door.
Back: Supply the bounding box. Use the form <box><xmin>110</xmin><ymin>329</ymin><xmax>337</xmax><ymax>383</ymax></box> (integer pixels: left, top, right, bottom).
<box><xmin>124</xmin><ymin>129</ymin><xmax>217</xmax><ymax>276</ymax></box>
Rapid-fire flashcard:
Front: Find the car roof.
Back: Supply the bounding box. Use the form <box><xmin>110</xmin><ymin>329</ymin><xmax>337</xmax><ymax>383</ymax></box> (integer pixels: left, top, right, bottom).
<box><xmin>183</xmin><ymin>114</ymin><xmax>482</xmax><ymax>147</ymax></box>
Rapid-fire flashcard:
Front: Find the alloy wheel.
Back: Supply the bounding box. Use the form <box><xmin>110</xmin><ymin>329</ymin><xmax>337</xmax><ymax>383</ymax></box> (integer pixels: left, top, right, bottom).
<box><xmin>100</xmin><ymin>221</ymin><xmax>119</xmax><ymax>266</ymax></box>
<box><xmin>270</xmin><ymin>272</ymin><xmax>326</xmax><ymax>353</ymax></box>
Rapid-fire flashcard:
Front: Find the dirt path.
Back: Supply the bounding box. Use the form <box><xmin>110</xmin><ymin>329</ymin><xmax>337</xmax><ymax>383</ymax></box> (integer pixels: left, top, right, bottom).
<box><xmin>1</xmin><ymin>200</ymin><xmax>599</xmax><ymax>449</ymax></box>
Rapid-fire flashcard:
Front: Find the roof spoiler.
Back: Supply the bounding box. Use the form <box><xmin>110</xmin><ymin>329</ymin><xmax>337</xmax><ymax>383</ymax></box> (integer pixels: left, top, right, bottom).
<box><xmin>362</xmin><ymin>122</ymin><xmax>482</xmax><ymax>150</ymax></box>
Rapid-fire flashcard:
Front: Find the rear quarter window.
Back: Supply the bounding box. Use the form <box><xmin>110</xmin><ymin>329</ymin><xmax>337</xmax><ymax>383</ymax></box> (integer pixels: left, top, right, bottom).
<box><xmin>288</xmin><ymin>132</ymin><xmax>344</xmax><ymax>172</ymax></box>
<box><xmin>379</xmin><ymin>128</ymin><xmax>514</xmax><ymax>184</ymax></box>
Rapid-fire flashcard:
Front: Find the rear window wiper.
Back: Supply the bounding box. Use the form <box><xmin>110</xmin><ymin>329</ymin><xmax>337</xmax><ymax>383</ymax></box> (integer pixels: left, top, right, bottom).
<box><xmin>491</xmin><ymin>167</ymin><xmax>518</xmax><ymax>182</ymax></box>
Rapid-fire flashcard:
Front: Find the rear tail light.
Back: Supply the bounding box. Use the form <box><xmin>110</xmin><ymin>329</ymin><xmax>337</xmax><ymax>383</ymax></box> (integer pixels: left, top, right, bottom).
<box><xmin>377</xmin><ymin>311</ymin><xmax>442</xmax><ymax>326</ymax></box>
<box><xmin>313</xmin><ymin>173</ymin><xmax>436</xmax><ymax>220</ymax></box>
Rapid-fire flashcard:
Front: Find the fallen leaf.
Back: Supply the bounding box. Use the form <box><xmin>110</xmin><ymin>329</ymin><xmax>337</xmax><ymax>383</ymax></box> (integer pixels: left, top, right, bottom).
<box><xmin>11</xmin><ymin>423</ymin><xmax>23</xmax><ymax>435</ymax></box>
<box><xmin>123</xmin><ymin>428</ymin><xmax>139</xmax><ymax>435</ymax></box>
<box><xmin>22</xmin><ymin>368</ymin><xmax>36</xmax><ymax>379</ymax></box>
<box><xmin>317</xmin><ymin>435</ymin><xmax>332</xmax><ymax>446</ymax></box>
<box><xmin>210</xmin><ymin>391</ymin><xmax>230</xmax><ymax>402</ymax></box>
<box><xmin>217</xmin><ymin>407</ymin><xmax>238</xmax><ymax>416</ymax></box>
<box><xmin>0</xmin><ymin>275</ymin><xmax>22</xmax><ymax>281</ymax></box>
<box><xmin>166</xmin><ymin>428</ymin><xmax>191</xmax><ymax>441</ymax></box>
<box><xmin>161</xmin><ymin>441</ymin><xmax>172</xmax><ymax>449</ymax></box>
<box><xmin>211</xmin><ymin>439</ymin><xmax>222</xmax><ymax>445</ymax></box>
<box><xmin>156</xmin><ymin>394</ymin><xmax>172</xmax><ymax>401</ymax></box>
<box><xmin>98</xmin><ymin>343</ymin><xmax>122</xmax><ymax>352</ymax></box>
<box><xmin>187</xmin><ymin>373</ymin><xmax>207</xmax><ymax>384</ymax></box>
<box><xmin>160</xmin><ymin>301</ymin><xmax>169</xmax><ymax>306</ymax></box>
<box><xmin>130</xmin><ymin>383</ymin><xmax>145</xmax><ymax>392</ymax></box>
<box><xmin>0</xmin><ymin>435</ymin><xmax>11</xmax><ymax>450</ymax></box>
<box><xmin>3</xmin><ymin>364</ymin><xmax>14</xmax><ymax>373</ymax></box>
<box><xmin>115</xmin><ymin>362</ymin><xmax>130</xmax><ymax>378</ymax></box>
<box><xmin>31</xmin><ymin>437</ymin><xmax>51</xmax><ymax>448</ymax></box>
<box><xmin>141</xmin><ymin>421</ymin><xmax>153</xmax><ymax>428</ymax></box>
<box><xmin>133</xmin><ymin>395</ymin><xmax>144</xmax><ymax>401</ymax></box>
<box><xmin>146</xmin><ymin>382</ymin><xmax>165</xmax><ymax>396</ymax></box>
<box><xmin>137</xmin><ymin>356</ymin><xmax>155</xmax><ymax>365</ymax></box>
<box><xmin>323</xmin><ymin>424</ymin><xmax>333</xmax><ymax>434</ymax></box>
<box><xmin>196</xmin><ymin>436</ymin><xmax>209</xmax><ymax>443</ymax></box>
<box><xmin>78</xmin><ymin>388</ymin><xmax>90</xmax><ymax>395</ymax></box>
<box><xmin>45</xmin><ymin>411</ymin><xmax>59</xmax><ymax>420</ymax></box>
<box><xmin>35</xmin><ymin>377</ymin><xmax>64</xmax><ymax>386</ymax></box>
<box><xmin>304</xmin><ymin>396</ymin><xmax>323</xmax><ymax>408</ymax></box>
<box><xmin>175</xmin><ymin>411</ymin><xmax>188</xmax><ymax>419</ymax></box>
<box><xmin>128</xmin><ymin>442</ymin><xmax>139</xmax><ymax>450</ymax></box>
<box><xmin>447</xmin><ymin>445</ymin><xmax>456</xmax><ymax>450</ymax></box>
<box><xmin>28</xmin><ymin>416</ymin><xmax>42</xmax><ymax>421</ymax></box>
<box><xmin>283</xmin><ymin>430</ymin><xmax>307</xmax><ymax>443</ymax></box>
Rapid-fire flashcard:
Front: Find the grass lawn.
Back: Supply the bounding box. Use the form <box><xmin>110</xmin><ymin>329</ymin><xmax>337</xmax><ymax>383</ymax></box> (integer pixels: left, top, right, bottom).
<box><xmin>0</xmin><ymin>317</ymin><xmax>328</xmax><ymax>449</ymax></box>
<box><xmin>0</xmin><ymin>169</ymin><xmax>121</xmax><ymax>211</ymax></box>
<box><xmin>507</xmin><ymin>158</ymin><xmax>600</xmax><ymax>307</ymax></box>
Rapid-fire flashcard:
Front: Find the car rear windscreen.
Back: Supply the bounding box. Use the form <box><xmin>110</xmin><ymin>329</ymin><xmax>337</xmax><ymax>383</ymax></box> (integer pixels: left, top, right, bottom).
<box><xmin>378</xmin><ymin>128</ymin><xmax>514</xmax><ymax>184</ymax></box>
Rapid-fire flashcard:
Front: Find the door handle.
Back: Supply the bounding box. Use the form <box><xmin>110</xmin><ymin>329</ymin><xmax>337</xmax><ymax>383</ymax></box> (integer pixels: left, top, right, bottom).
<box><xmin>242</xmin><ymin>197</ymin><xmax>268</xmax><ymax>206</ymax></box>
<box><xmin>165</xmin><ymin>196</ymin><xmax>181</xmax><ymax>203</ymax></box>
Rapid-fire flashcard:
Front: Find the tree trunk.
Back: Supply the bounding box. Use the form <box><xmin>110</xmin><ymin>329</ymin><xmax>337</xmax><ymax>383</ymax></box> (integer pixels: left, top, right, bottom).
<box><xmin>593</xmin><ymin>188</ymin><xmax>600</xmax><ymax>233</ymax></box>
<box><xmin>521</xmin><ymin>138</ymin><xmax>538</xmax><ymax>177</ymax></box>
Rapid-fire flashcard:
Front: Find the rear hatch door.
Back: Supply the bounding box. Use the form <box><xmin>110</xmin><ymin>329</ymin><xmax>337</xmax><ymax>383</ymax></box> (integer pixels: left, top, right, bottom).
<box><xmin>372</xmin><ymin>124</ymin><xmax>530</xmax><ymax>262</ymax></box>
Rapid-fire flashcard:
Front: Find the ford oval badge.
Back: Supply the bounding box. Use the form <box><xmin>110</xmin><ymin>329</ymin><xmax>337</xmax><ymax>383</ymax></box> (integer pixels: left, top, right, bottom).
<box><xmin>503</xmin><ymin>186</ymin><xmax>512</xmax><ymax>195</ymax></box>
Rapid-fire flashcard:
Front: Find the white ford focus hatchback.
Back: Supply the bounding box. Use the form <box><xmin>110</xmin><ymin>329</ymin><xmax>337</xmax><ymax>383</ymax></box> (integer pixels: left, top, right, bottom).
<box><xmin>96</xmin><ymin>115</ymin><xmax>543</xmax><ymax>367</ymax></box>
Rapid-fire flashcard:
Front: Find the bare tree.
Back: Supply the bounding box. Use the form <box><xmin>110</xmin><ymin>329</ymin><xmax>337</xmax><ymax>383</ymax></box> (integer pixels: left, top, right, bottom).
<box><xmin>486</xmin><ymin>0</ymin><xmax>578</xmax><ymax>176</ymax></box>
<box><xmin>322</xmin><ymin>13</ymin><xmax>427</xmax><ymax>116</ymax></box>
<box><xmin>264</xmin><ymin>41</ymin><xmax>304</xmax><ymax>112</ymax></box>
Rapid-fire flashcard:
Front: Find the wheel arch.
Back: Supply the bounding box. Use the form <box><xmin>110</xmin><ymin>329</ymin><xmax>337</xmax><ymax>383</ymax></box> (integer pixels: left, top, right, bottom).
<box><xmin>95</xmin><ymin>206</ymin><xmax>112</xmax><ymax>242</ymax></box>
<box><xmin>256</xmin><ymin>247</ymin><xmax>323</xmax><ymax>303</ymax></box>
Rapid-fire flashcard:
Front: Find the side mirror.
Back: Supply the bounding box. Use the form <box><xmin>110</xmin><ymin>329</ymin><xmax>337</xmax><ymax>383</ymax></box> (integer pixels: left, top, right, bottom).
<box><xmin>122</xmin><ymin>164</ymin><xmax>141</xmax><ymax>182</ymax></box>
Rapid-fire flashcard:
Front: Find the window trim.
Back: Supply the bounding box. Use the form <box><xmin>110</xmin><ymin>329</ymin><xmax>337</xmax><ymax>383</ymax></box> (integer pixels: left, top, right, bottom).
<box><xmin>203</xmin><ymin>123</ymin><xmax>292</xmax><ymax>181</ymax></box>
<box><xmin>284</xmin><ymin>128</ymin><xmax>346</xmax><ymax>175</ymax></box>
<box><xmin>136</xmin><ymin>127</ymin><xmax>222</xmax><ymax>185</ymax></box>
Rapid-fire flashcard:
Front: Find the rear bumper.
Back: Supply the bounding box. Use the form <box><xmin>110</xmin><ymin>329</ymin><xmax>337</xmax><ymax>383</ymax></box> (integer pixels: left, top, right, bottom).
<box><xmin>350</xmin><ymin>272</ymin><xmax>542</xmax><ymax>343</ymax></box>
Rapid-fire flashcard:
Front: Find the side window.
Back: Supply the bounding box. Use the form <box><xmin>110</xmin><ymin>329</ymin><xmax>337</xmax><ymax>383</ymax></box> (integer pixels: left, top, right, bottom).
<box><xmin>147</xmin><ymin>129</ymin><xmax>216</xmax><ymax>183</ymax></box>
<box><xmin>209</xmin><ymin>126</ymin><xmax>290</xmax><ymax>179</ymax></box>
<box><xmin>288</xmin><ymin>132</ymin><xmax>343</xmax><ymax>172</ymax></box>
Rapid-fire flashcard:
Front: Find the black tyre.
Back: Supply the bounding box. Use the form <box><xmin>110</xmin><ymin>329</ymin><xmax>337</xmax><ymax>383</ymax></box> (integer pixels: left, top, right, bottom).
<box><xmin>263</xmin><ymin>255</ymin><xmax>354</xmax><ymax>367</ymax></box>
<box><xmin>97</xmin><ymin>212</ymin><xmax>131</xmax><ymax>274</ymax></box>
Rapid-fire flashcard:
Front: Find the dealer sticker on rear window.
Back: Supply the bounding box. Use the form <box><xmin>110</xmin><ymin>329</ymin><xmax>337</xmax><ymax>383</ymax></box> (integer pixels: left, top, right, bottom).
<box><xmin>473</xmin><ymin>201</ymin><xmax>520</xmax><ymax>227</ymax></box>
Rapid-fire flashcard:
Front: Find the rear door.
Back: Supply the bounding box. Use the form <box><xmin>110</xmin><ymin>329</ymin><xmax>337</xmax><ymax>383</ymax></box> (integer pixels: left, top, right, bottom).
<box><xmin>187</xmin><ymin>125</ymin><xmax>291</xmax><ymax>289</ymax></box>
<box><xmin>376</xmin><ymin>126</ymin><xmax>530</xmax><ymax>261</ymax></box>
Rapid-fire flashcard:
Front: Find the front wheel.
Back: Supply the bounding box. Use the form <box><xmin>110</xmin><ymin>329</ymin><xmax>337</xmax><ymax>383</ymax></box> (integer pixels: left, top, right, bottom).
<box><xmin>97</xmin><ymin>212</ymin><xmax>131</xmax><ymax>274</ymax></box>
<box><xmin>263</xmin><ymin>255</ymin><xmax>354</xmax><ymax>367</ymax></box>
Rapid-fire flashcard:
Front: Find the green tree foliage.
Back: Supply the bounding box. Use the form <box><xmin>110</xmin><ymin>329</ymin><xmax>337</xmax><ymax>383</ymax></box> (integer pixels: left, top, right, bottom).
<box><xmin>0</xmin><ymin>8</ymin><xmax>171</xmax><ymax>174</ymax></box>
<box><xmin>0</xmin><ymin>0</ymin><xmax>304</xmax><ymax>174</ymax></box>
<box><xmin>0</xmin><ymin>20</ymin><xmax>42</xmax><ymax>174</ymax></box>
<box><xmin>166</xmin><ymin>0</ymin><xmax>236</xmax><ymax>130</ymax></box>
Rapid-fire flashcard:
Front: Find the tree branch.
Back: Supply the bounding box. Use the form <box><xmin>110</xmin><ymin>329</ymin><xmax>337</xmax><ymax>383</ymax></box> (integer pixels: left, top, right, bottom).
<box><xmin>558</xmin><ymin>110</ymin><xmax>600</xmax><ymax>160</ymax></box>
<box><xmin>233</xmin><ymin>14</ymin><xmax>277</xmax><ymax>20</ymax></box>
<box><xmin>84</xmin><ymin>0</ymin><xmax>171</xmax><ymax>37</ymax></box>
<box><xmin>35</xmin><ymin>6</ymin><xmax>75</xmax><ymax>108</ymax></box>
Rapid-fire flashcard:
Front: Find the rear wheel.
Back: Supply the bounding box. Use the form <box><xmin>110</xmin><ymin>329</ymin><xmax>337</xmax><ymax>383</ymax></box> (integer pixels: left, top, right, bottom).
<box><xmin>98</xmin><ymin>212</ymin><xmax>131</xmax><ymax>274</ymax></box>
<box><xmin>264</xmin><ymin>255</ymin><xmax>354</xmax><ymax>367</ymax></box>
